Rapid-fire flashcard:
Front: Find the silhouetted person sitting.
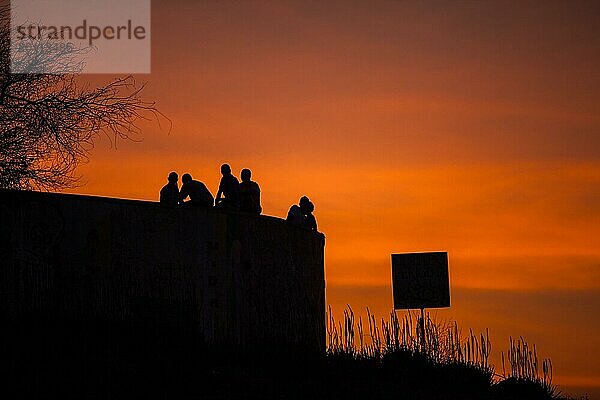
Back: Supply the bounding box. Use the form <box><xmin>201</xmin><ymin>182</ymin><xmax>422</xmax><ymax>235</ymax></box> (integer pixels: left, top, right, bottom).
<box><xmin>239</xmin><ymin>168</ymin><xmax>262</xmax><ymax>215</ymax></box>
<box><xmin>159</xmin><ymin>171</ymin><xmax>179</xmax><ymax>207</ymax></box>
<box><xmin>287</xmin><ymin>196</ymin><xmax>318</xmax><ymax>231</ymax></box>
<box><xmin>303</xmin><ymin>200</ymin><xmax>317</xmax><ymax>231</ymax></box>
<box><xmin>179</xmin><ymin>173</ymin><xmax>214</xmax><ymax>207</ymax></box>
<box><xmin>285</xmin><ymin>196</ymin><xmax>308</xmax><ymax>225</ymax></box>
<box><xmin>287</xmin><ymin>196</ymin><xmax>309</xmax><ymax>225</ymax></box>
<box><xmin>215</xmin><ymin>163</ymin><xmax>240</xmax><ymax>210</ymax></box>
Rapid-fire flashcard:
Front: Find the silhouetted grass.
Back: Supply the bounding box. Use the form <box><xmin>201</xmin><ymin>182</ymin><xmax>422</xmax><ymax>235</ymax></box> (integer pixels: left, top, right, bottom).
<box><xmin>327</xmin><ymin>306</ymin><xmax>491</xmax><ymax>367</ymax></box>
<box><xmin>495</xmin><ymin>336</ymin><xmax>558</xmax><ymax>399</ymax></box>
<box><xmin>0</xmin><ymin>308</ymin><xmax>570</xmax><ymax>399</ymax></box>
<box><xmin>326</xmin><ymin>305</ymin><xmax>562</xmax><ymax>400</ymax></box>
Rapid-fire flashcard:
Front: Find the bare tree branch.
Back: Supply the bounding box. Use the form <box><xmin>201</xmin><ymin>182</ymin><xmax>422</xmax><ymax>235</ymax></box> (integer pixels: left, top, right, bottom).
<box><xmin>0</xmin><ymin>5</ymin><xmax>169</xmax><ymax>190</ymax></box>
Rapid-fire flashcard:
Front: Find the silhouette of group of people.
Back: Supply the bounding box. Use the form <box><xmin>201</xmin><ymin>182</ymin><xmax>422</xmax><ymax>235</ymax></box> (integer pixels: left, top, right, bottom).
<box><xmin>159</xmin><ymin>164</ymin><xmax>317</xmax><ymax>231</ymax></box>
<box><xmin>286</xmin><ymin>196</ymin><xmax>317</xmax><ymax>231</ymax></box>
<box><xmin>160</xmin><ymin>164</ymin><xmax>261</xmax><ymax>214</ymax></box>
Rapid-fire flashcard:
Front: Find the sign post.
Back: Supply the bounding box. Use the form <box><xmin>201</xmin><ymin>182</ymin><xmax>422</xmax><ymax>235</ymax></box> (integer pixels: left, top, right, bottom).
<box><xmin>391</xmin><ymin>252</ymin><xmax>450</xmax><ymax>350</ymax></box>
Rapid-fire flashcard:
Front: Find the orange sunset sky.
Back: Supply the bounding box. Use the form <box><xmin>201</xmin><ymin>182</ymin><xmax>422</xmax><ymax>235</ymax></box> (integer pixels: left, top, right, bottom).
<box><xmin>70</xmin><ymin>1</ymin><xmax>599</xmax><ymax>397</ymax></box>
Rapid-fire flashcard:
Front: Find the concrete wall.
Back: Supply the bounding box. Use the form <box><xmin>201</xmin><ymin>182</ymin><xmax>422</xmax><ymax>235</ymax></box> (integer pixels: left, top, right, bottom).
<box><xmin>0</xmin><ymin>190</ymin><xmax>325</xmax><ymax>351</ymax></box>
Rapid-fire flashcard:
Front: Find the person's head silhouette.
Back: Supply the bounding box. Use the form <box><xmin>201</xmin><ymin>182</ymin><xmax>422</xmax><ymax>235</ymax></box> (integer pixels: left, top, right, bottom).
<box><xmin>299</xmin><ymin>196</ymin><xmax>311</xmax><ymax>213</ymax></box>
<box><xmin>182</xmin><ymin>173</ymin><xmax>192</xmax><ymax>184</ymax></box>
<box><xmin>168</xmin><ymin>172</ymin><xmax>178</xmax><ymax>183</ymax></box>
<box><xmin>241</xmin><ymin>168</ymin><xmax>251</xmax><ymax>182</ymax></box>
<box><xmin>221</xmin><ymin>164</ymin><xmax>231</xmax><ymax>176</ymax></box>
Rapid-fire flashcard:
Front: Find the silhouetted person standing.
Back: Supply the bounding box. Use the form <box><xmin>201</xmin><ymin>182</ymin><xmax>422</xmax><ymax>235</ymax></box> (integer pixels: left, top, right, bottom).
<box><xmin>239</xmin><ymin>168</ymin><xmax>262</xmax><ymax>215</ymax></box>
<box><xmin>159</xmin><ymin>171</ymin><xmax>179</xmax><ymax>207</ymax></box>
<box><xmin>215</xmin><ymin>164</ymin><xmax>240</xmax><ymax>210</ymax></box>
<box><xmin>180</xmin><ymin>173</ymin><xmax>214</xmax><ymax>207</ymax></box>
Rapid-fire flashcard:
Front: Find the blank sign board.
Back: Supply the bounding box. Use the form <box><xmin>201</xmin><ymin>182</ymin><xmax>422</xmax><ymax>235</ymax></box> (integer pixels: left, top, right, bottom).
<box><xmin>391</xmin><ymin>252</ymin><xmax>450</xmax><ymax>310</ymax></box>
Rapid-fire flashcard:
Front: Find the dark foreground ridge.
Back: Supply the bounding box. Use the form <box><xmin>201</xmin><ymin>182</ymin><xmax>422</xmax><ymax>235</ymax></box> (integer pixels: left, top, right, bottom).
<box><xmin>0</xmin><ymin>191</ymin><xmax>568</xmax><ymax>399</ymax></box>
<box><xmin>0</xmin><ymin>189</ymin><xmax>325</xmax><ymax>348</ymax></box>
<box><xmin>0</xmin><ymin>190</ymin><xmax>326</xmax><ymax>397</ymax></box>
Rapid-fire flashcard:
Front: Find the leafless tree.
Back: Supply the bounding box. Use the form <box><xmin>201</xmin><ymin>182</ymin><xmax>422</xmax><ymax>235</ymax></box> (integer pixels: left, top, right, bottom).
<box><xmin>0</xmin><ymin>4</ymin><xmax>165</xmax><ymax>190</ymax></box>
